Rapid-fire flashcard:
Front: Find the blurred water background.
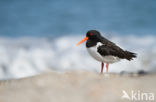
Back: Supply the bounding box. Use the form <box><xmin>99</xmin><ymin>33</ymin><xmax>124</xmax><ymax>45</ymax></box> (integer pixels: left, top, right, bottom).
<box><xmin>0</xmin><ymin>0</ymin><xmax>156</xmax><ymax>79</ymax></box>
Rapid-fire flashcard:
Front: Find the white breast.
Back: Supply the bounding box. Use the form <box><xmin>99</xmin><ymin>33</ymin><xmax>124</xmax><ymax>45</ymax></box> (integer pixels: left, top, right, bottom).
<box><xmin>87</xmin><ymin>42</ymin><xmax>120</xmax><ymax>63</ymax></box>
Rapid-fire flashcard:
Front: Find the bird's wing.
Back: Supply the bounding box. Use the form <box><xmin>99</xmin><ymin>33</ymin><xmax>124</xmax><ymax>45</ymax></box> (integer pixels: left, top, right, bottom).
<box><xmin>97</xmin><ymin>44</ymin><xmax>126</xmax><ymax>59</ymax></box>
<box><xmin>98</xmin><ymin>36</ymin><xmax>136</xmax><ymax>60</ymax></box>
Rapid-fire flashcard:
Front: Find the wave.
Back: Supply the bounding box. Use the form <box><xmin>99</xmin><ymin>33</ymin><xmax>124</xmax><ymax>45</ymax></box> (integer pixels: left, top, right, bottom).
<box><xmin>0</xmin><ymin>34</ymin><xmax>156</xmax><ymax>79</ymax></box>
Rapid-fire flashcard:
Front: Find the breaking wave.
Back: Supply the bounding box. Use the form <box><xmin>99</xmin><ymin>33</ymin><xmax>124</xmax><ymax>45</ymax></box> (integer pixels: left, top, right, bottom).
<box><xmin>0</xmin><ymin>34</ymin><xmax>156</xmax><ymax>79</ymax></box>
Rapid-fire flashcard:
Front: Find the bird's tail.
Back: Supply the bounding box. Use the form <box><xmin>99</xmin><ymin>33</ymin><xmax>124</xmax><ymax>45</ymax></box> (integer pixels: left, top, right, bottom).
<box><xmin>124</xmin><ymin>51</ymin><xmax>137</xmax><ymax>60</ymax></box>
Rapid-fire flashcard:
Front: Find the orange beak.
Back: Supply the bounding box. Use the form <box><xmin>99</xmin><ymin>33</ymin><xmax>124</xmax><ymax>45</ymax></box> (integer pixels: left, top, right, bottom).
<box><xmin>76</xmin><ymin>37</ymin><xmax>89</xmax><ymax>46</ymax></box>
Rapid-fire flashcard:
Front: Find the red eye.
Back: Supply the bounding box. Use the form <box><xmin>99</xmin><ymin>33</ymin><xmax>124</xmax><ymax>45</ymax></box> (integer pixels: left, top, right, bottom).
<box><xmin>90</xmin><ymin>33</ymin><xmax>93</xmax><ymax>36</ymax></box>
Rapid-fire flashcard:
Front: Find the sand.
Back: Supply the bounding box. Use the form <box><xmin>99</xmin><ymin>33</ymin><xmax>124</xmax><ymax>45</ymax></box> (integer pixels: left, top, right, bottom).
<box><xmin>0</xmin><ymin>71</ymin><xmax>155</xmax><ymax>102</ymax></box>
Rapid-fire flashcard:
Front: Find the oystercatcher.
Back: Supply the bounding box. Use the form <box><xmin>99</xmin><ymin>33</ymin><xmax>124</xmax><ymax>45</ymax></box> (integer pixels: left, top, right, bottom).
<box><xmin>76</xmin><ymin>30</ymin><xmax>136</xmax><ymax>73</ymax></box>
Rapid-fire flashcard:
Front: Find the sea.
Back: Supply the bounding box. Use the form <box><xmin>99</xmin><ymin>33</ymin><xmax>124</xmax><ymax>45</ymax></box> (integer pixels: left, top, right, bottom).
<box><xmin>0</xmin><ymin>0</ymin><xmax>156</xmax><ymax>79</ymax></box>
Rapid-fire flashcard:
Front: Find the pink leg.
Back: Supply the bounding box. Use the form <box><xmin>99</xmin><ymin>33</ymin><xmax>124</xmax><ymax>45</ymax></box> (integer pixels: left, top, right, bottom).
<box><xmin>106</xmin><ymin>63</ymin><xmax>109</xmax><ymax>72</ymax></box>
<box><xmin>101</xmin><ymin>62</ymin><xmax>104</xmax><ymax>74</ymax></box>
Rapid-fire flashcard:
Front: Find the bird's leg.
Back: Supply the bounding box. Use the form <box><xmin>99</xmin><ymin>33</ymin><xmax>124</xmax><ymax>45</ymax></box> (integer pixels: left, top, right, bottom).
<box><xmin>101</xmin><ymin>62</ymin><xmax>104</xmax><ymax>74</ymax></box>
<box><xmin>106</xmin><ymin>63</ymin><xmax>109</xmax><ymax>72</ymax></box>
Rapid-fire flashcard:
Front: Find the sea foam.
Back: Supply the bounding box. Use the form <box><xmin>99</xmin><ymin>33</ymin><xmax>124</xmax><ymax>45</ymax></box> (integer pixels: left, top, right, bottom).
<box><xmin>0</xmin><ymin>35</ymin><xmax>156</xmax><ymax>79</ymax></box>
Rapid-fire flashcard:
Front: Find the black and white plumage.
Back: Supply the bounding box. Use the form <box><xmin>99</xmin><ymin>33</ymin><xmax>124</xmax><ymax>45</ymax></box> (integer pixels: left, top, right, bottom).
<box><xmin>77</xmin><ymin>30</ymin><xmax>137</xmax><ymax>73</ymax></box>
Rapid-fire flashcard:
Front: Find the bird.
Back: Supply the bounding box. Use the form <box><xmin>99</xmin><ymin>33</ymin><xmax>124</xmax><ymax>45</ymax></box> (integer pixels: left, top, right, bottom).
<box><xmin>76</xmin><ymin>30</ymin><xmax>136</xmax><ymax>73</ymax></box>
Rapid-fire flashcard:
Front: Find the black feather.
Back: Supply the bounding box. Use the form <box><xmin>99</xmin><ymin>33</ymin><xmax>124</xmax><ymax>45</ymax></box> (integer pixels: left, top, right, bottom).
<box><xmin>124</xmin><ymin>51</ymin><xmax>137</xmax><ymax>60</ymax></box>
<box><xmin>97</xmin><ymin>45</ymin><xmax>137</xmax><ymax>61</ymax></box>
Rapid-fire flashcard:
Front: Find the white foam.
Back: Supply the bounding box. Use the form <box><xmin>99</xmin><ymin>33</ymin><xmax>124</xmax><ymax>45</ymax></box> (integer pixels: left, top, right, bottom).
<box><xmin>0</xmin><ymin>35</ymin><xmax>156</xmax><ymax>79</ymax></box>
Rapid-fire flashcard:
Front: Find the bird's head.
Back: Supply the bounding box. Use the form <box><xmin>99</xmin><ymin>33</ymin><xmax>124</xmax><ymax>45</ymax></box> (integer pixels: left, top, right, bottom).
<box><xmin>76</xmin><ymin>30</ymin><xmax>101</xmax><ymax>46</ymax></box>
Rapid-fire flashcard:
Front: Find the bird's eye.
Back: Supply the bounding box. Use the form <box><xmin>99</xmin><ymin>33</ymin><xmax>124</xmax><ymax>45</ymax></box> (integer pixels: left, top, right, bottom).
<box><xmin>90</xmin><ymin>33</ymin><xmax>93</xmax><ymax>36</ymax></box>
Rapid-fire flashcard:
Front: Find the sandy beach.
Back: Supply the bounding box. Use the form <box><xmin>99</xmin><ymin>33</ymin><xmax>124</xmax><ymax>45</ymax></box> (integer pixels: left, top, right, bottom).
<box><xmin>0</xmin><ymin>71</ymin><xmax>155</xmax><ymax>102</ymax></box>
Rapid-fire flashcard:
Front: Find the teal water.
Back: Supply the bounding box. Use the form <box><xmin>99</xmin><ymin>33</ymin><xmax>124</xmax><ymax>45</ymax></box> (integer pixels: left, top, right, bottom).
<box><xmin>0</xmin><ymin>0</ymin><xmax>156</xmax><ymax>37</ymax></box>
